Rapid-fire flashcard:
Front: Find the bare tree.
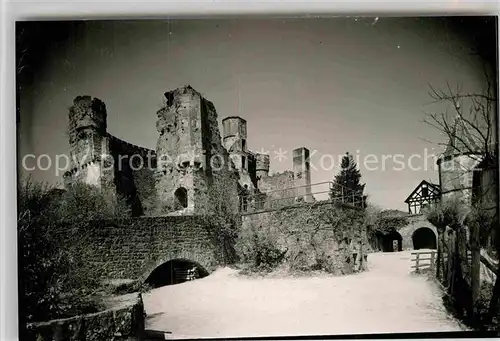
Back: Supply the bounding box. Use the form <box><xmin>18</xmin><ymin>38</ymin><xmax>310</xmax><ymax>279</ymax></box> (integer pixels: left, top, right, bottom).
<box><xmin>424</xmin><ymin>67</ymin><xmax>497</xmax><ymax>165</ymax></box>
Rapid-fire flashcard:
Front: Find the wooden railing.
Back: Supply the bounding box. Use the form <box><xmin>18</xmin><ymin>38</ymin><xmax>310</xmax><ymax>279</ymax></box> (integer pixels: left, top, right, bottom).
<box><xmin>411</xmin><ymin>250</ymin><xmax>474</xmax><ymax>274</ymax></box>
<box><xmin>241</xmin><ymin>181</ymin><xmax>365</xmax><ymax>213</ymax></box>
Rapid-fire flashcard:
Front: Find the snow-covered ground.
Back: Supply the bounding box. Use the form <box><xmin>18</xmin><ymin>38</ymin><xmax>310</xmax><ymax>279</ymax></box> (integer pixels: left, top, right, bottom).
<box><xmin>143</xmin><ymin>251</ymin><xmax>466</xmax><ymax>339</ymax></box>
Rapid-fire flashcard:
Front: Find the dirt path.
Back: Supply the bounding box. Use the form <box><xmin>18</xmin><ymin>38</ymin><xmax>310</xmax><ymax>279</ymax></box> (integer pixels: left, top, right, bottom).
<box><xmin>143</xmin><ymin>251</ymin><xmax>466</xmax><ymax>338</ymax></box>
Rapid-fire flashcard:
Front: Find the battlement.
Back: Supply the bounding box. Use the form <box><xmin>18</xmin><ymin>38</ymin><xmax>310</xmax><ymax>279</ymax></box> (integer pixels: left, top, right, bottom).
<box><xmin>63</xmin><ymin>158</ymin><xmax>101</xmax><ymax>178</ymax></box>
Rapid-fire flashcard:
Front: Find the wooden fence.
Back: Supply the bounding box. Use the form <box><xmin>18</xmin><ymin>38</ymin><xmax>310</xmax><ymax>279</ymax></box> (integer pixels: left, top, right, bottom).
<box><xmin>411</xmin><ymin>250</ymin><xmax>437</xmax><ymax>273</ymax></box>
<box><xmin>429</xmin><ymin>225</ymin><xmax>498</xmax><ymax>323</ymax></box>
<box><xmin>412</xmin><ymin>249</ymin><xmax>473</xmax><ymax>272</ymax></box>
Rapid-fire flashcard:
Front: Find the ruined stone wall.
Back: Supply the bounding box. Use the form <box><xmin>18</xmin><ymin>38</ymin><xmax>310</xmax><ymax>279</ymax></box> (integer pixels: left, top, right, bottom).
<box><xmin>257</xmin><ymin>171</ymin><xmax>297</xmax><ymax>208</ymax></box>
<box><xmin>25</xmin><ymin>293</ymin><xmax>145</xmax><ymax>341</ymax></box>
<box><xmin>239</xmin><ymin>202</ymin><xmax>368</xmax><ymax>274</ymax></box>
<box><xmin>155</xmin><ymin>87</ymin><xmax>205</xmax><ymax>213</ymax></box>
<box><xmin>65</xmin><ymin>133</ymin><xmax>158</xmax><ymax>216</ymax></box>
<box><xmin>222</xmin><ymin>116</ymin><xmax>248</xmax><ymax>171</ymax></box>
<box><xmin>107</xmin><ymin>135</ymin><xmax>157</xmax><ymax>216</ymax></box>
<box><xmin>154</xmin><ymin>86</ymin><xmax>240</xmax><ymax>214</ymax></box>
<box><xmin>65</xmin><ymin>96</ymin><xmax>111</xmax><ymax>191</ymax></box>
<box><xmin>293</xmin><ymin>147</ymin><xmax>313</xmax><ymax>202</ymax></box>
<box><xmin>54</xmin><ymin>216</ymin><xmax>217</xmax><ymax>280</ymax></box>
<box><xmin>247</xmin><ymin>152</ymin><xmax>258</xmax><ymax>188</ymax></box>
<box><xmin>200</xmin><ymin>97</ymin><xmax>240</xmax><ymax>213</ymax></box>
<box><xmin>68</xmin><ymin>96</ymin><xmax>107</xmax><ymax>162</ymax></box>
<box><xmin>64</xmin><ymin>87</ymin><xmax>263</xmax><ymax>217</ymax></box>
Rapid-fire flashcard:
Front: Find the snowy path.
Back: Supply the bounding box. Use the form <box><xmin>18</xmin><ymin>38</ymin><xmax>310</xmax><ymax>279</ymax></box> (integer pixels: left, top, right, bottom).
<box><xmin>143</xmin><ymin>251</ymin><xmax>465</xmax><ymax>338</ymax></box>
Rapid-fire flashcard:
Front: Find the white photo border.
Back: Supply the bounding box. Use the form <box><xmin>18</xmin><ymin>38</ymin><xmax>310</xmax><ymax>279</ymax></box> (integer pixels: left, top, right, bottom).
<box><xmin>1</xmin><ymin>1</ymin><xmax>499</xmax><ymax>340</ymax></box>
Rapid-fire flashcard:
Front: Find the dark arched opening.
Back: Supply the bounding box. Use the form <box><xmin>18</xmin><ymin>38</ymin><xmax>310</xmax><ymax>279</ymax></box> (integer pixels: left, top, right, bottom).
<box><xmin>412</xmin><ymin>227</ymin><xmax>437</xmax><ymax>250</ymax></box>
<box><xmin>379</xmin><ymin>230</ymin><xmax>403</xmax><ymax>252</ymax></box>
<box><xmin>174</xmin><ymin>187</ymin><xmax>188</xmax><ymax>209</ymax></box>
<box><xmin>145</xmin><ymin>259</ymin><xmax>209</xmax><ymax>289</ymax></box>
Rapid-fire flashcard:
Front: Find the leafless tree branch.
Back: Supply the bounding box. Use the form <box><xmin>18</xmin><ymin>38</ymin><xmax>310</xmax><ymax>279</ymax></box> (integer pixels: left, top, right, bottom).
<box><xmin>424</xmin><ymin>67</ymin><xmax>497</xmax><ymax>169</ymax></box>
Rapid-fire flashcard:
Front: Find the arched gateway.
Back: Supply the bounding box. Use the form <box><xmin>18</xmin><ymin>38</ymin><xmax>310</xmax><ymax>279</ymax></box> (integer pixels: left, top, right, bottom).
<box><xmin>412</xmin><ymin>227</ymin><xmax>437</xmax><ymax>250</ymax></box>
<box><xmin>398</xmin><ymin>214</ymin><xmax>438</xmax><ymax>250</ymax></box>
<box><xmin>145</xmin><ymin>259</ymin><xmax>209</xmax><ymax>288</ymax></box>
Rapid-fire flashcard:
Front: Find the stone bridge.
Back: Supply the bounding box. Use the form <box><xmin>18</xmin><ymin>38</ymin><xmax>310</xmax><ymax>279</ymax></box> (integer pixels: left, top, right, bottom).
<box><xmin>63</xmin><ymin>216</ymin><xmax>218</xmax><ymax>284</ymax></box>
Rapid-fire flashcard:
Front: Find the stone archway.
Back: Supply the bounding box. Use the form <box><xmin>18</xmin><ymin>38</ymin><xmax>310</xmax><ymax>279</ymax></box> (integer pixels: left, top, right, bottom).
<box><xmin>412</xmin><ymin>227</ymin><xmax>437</xmax><ymax>250</ymax></box>
<box><xmin>380</xmin><ymin>231</ymin><xmax>403</xmax><ymax>252</ymax></box>
<box><xmin>398</xmin><ymin>214</ymin><xmax>439</xmax><ymax>250</ymax></box>
<box><xmin>145</xmin><ymin>258</ymin><xmax>209</xmax><ymax>288</ymax></box>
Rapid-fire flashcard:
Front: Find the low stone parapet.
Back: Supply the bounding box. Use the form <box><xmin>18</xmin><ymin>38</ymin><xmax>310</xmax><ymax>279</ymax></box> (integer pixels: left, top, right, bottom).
<box><xmin>25</xmin><ymin>293</ymin><xmax>145</xmax><ymax>341</ymax></box>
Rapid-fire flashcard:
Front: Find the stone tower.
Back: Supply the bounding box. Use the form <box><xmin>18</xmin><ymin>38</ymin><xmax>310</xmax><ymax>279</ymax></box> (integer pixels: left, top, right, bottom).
<box><xmin>155</xmin><ymin>86</ymin><xmax>206</xmax><ymax>213</ymax></box>
<box><xmin>255</xmin><ymin>153</ymin><xmax>270</xmax><ymax>180</ymax></box>
<box><xmin>155</xmin><ymin>85</ymin><xmax>237</xmax><ymax>214</ymax></box>
<box><xmin>293</xmin><ymin>147</ymin><xmax>313</xmax><ymax>202</ymax></box>
<box><xmin>222</xmin><ymin>116</ymin><xmax>254</xmax><ymax>191</ymax></box>
<box><xmin>64</xmin><ymin>96</ymin><xmax>113</xmax><ymax>190</ymax></box>
<box><xmin>222</xmin><ymin>116</ymin><xmax>248</xmax><ymax>171</ymax></box>
<box><xmin>437</xmin><ymin>116</ymin><xmax>481</xmax><ymax>205</ymax></box>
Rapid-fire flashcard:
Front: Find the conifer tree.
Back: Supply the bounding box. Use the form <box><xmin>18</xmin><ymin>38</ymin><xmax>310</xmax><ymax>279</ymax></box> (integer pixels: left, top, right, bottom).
<box><xmin>330</xmin><ymin>152</ymin><xmax>367</xmax><ymax>208</ymax></box>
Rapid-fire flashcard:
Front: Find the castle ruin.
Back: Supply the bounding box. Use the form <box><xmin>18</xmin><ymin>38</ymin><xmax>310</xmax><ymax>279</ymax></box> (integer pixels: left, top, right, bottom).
<box><xmin>63</xmin><ymin>85</ymin><xmax>313</xmax><ymax>216</ymax></box>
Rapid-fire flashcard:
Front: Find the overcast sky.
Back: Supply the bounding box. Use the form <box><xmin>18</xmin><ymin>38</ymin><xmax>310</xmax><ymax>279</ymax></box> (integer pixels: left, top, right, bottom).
<box><xmin>17</xmin><ymin>17</ymin><xmax>493</xmax><ymax>210</ymax></box>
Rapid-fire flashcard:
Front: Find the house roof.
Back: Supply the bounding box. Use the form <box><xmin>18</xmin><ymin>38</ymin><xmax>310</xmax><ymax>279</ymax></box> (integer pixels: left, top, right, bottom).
<box><xmin>404</xmin><ymin>180</ymin><xmax>441</xmax><ymax>203</ymax></box>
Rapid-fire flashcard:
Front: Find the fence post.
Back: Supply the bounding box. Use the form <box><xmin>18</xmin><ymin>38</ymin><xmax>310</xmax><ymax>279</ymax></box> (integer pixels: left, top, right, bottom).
<box><xmin>470</xmin><ymin>223</ymin><xmax>480</xmax><ymax>316</ymax></box>
<box><xmin>415</xmin><ymin>253</ymin><xmax>420</xmax><ymax>273</ymax></box>
<box><xmin>437</xmin><ymin>230</ymin><xmax>444</xmax><ymax>281</ymax></box>
<box><xmin>430</xmin><ymin>251</ymin><xmax>436</xmax><ymax>273</ymax></box>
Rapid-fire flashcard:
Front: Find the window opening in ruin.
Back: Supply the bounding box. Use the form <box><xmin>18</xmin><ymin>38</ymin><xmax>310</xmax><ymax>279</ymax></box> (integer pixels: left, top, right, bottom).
<box><xmin>242</xmin><ymin>139</ymin><xmax>247</xmax><ymax>150</ymax></box>
<box><xmin>164</xmin><ymin>91</ymin><xmax>175</xmax><ymax>106</ymax></box>
<box><xmin>174</xmin><ymin>187</ymin><xmax>188</xmax><ymax>209</ymax></box>
<box><xmin>240</xmin><ymin>184</ymin><xmax>249</xmax><ymax>212</ymax></box>
<box><xmin>242</xmin><ymin>156</ymin><xmax>246</xmax><ymax>170</ymax></box>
